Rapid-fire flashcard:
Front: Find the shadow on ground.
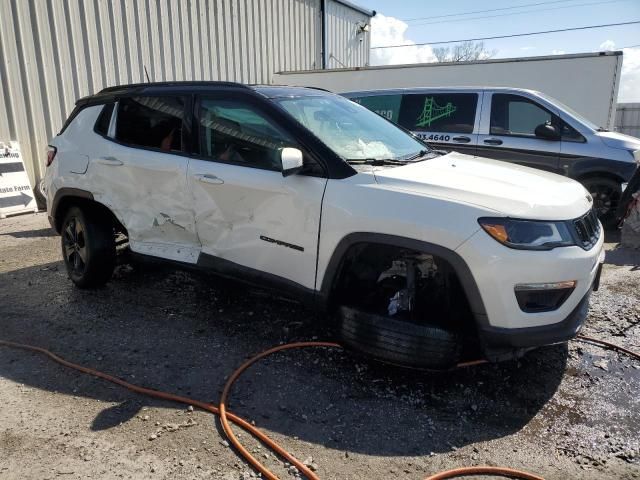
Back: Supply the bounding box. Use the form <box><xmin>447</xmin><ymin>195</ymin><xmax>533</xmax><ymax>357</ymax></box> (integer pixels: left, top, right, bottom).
<box><xmin>0</xmin><ymin>227</ymin><xmax>57</xmax><ymax>239</ymax></box>
<box><xmin>0</xmin><ymin>258</ymin><xmax>566</xmax><ymax>457</ymax></box>
<box><xmin>605</xmin><ymin>245</ymin><xmax>640</xmax><ymax>269</ymax></box>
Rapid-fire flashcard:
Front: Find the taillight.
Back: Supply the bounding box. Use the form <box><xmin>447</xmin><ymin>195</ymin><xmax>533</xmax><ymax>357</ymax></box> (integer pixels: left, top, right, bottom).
<box><xmin>46</xmin><ymin>146</ymin><xmax>57</xmax><ymax>167</ymax></box>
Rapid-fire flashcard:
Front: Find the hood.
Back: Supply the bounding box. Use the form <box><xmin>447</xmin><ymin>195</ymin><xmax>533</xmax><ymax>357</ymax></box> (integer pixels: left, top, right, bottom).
<box><xmin>373</xmin><ymin>152</ymin><xmax>593</xmax><ymax>220</ymax></box>
<box><xmin>596</xmin><ymin>131</ymin><xmax>640</xmax><ymax>151</ymax></box>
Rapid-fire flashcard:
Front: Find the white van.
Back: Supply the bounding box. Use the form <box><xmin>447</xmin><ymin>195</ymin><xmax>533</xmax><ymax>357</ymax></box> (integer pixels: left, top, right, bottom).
<box><xmin>343</xmin><ymin>87</ymin><xmax>640</xmax><ymax>227</ymax></box>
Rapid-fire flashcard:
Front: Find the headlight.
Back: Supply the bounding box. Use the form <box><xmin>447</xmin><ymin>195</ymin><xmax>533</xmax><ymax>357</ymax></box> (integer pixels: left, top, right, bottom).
<box><xmin>633</xmin><ymin>150</ymin><xmax>640</xmax><ymax>163</ymax></box>
<box><xmin>478</xmin><ymin>217</ymin><xmax>575</xmax><ymax>250</ymax></box>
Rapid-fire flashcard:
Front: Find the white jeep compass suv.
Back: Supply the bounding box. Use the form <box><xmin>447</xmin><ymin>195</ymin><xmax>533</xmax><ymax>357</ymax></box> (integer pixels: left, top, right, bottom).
<box><xmin>43</xmin><ymin>82</ymin><xmax>604</xmax><ymax>368</ymax></box>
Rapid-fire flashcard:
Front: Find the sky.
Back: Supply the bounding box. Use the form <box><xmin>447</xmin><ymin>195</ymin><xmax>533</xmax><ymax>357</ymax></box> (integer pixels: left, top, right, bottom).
<box><xmin>359</xmin><ymin>0</ymin><xmax>640</xmax><ymax>102</ymax></box>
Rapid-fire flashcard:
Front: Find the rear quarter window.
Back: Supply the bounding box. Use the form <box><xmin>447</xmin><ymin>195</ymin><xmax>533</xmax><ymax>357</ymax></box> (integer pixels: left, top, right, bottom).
<box><xmin>94</xmin><ymin>103</ymin><xmax>115</xmax><ymax>136</ymax></box>
<box><xmin>398</xmin><ymin>93</ymin><xmax>478</xmax><ymax>134</ymax></box>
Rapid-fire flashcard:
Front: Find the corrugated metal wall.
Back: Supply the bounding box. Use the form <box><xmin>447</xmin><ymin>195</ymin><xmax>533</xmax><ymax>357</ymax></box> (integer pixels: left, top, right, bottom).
<box><xmin>0</xmin><ymin>0</ymin><xmax>370</xmax><ymax>187</ymax></box>
<box><xmin>325</xmin><ymin>0</ymin><xmax>370</xmax><ymax>69</ymax></box>
<box><xmin>615</xmin><ymin>103</ymin><xmax>640</xmax><ymax>139</ymax></box>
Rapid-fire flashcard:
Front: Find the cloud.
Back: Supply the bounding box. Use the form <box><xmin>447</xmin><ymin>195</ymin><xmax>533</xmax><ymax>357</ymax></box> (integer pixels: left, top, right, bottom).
<box><xmin>599</xmin><ymin>40</ymin><xmax>616</xmax><ymax>51</ymax></box>
<box><xmin>520</xmin><ymin>46</ymin><xmax>536</xmax><ymax>52</ymax></box>
<box><xmin>370</xmin><ymin>14</ymin><xmax>436</xmax><ymax>66</ymax></box>
<box><xmin>619</xmin><ymin>48</ymin><xmax>640</xmax><ymax>102</ymax></box>
<box><xmin>551</xmin><ymin>49</ymin><xmax>566</xmax><ymax>55</ymax></box>
<box><xmin>597</xmin><ymin>40</ymin><xmax>640</xmax><ymax>102</ymax></box>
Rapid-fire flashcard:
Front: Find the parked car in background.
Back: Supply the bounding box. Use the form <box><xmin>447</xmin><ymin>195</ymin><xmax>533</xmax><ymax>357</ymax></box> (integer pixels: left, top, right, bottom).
<box><xmin>344</xmin><ymin>87</ymin><xmax>640</xmax><ymax>228</ymax></box>
<box><xmin>44</xmin><ymin>82</ymin><xmax>604</xmax><ymax>369</ymax></box>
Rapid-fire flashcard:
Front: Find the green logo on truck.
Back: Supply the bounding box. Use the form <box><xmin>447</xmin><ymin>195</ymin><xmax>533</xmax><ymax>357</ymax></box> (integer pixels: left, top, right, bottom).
<box><xmin>416</xmin><ymin>97</ymin><xmax>456</xmax><ymax>127</ymax></box>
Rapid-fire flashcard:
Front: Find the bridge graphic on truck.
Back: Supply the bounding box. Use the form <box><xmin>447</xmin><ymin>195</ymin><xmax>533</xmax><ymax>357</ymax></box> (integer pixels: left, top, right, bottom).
<box><xmin>416</xmin><ymin>97</ymin><xmax>456</xmax><ymax>128</ymax></box>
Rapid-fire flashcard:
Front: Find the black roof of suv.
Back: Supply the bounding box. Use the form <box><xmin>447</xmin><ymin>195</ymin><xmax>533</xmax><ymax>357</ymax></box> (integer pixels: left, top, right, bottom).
<box><xmin>80</xmin><ymin>82</ymin><xmax>330</xmax><ymax>106</ymax></box>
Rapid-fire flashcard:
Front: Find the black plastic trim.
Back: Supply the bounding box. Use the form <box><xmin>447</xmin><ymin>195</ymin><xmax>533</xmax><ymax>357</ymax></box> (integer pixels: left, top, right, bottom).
<box><xmin>50</xmin><ymin>188</ymin><xmax>95</xmax><ymax>233</ymax></box>
<box><xmin>197</xmin><ymin>253</ymin><xmax>316</xmax><ymax>307</ymax></box>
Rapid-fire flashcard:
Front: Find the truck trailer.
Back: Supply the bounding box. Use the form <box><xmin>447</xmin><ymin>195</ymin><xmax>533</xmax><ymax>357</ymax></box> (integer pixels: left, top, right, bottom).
<box><xmin>272</xmin><ymin>51</ymin><xmax>623</xmax><ymax>130</ymax></box>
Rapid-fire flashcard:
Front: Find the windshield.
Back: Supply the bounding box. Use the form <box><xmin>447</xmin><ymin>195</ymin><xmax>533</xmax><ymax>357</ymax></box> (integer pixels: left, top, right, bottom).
<box><xmin>536</xmin><ymin>92</ymin><xmax>601</xmax><ymax>131</ymax></box>
<box><xmin>275</xmin><ymin>94</ymin><xmax>429</xmax><ymax>161</ymax></box>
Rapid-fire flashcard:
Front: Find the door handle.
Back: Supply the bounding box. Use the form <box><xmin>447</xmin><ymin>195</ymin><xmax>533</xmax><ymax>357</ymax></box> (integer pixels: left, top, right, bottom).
<box><xmin>95</xmin><ymin>156</ymin><xmax>123</xmax><ymax>166</ymax></box>
<box><xmin>194</xmin><ymin>173</ymin><xmax>224</xmax><ymax>185</ymax></box>
<box><xmin>483</xmin><ymin>138</ymin><xmax>503</xmax><ymax>146</ymax></box>
<box><xmin>452</xmin><ymin>136</ymin><xmax>471</xmax><ymax>143</ymax></box>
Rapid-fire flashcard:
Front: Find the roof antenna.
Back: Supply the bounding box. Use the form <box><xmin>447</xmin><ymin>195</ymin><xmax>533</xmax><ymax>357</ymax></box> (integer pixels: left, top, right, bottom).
<box><xmin>144</xmin><ymin>65</ymin><xmax>151</xmax><ymax>83</ymax></box>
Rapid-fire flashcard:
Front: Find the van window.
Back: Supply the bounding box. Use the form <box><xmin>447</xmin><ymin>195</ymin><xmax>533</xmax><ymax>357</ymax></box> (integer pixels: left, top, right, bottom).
<box><xmin>350</xmin><ymin>95</ymin><xmax>403</xmax><ymax>123</ymax></box>
<box><xmin>116</xmin><ymin>96</ymin><xmax>185</xmax><ymax>152</ymax></box>
<box><xmin>198</xmin><ymin>98</ymin><xmax>296</xmax><ymax>171</ymax></box>
<box><xmin>490</xmin><ymin>94</ymin><xmax>553</xmax><ymax>137</ymax></box>
<box><xmin>398</xmin><ymin>93</ymin><xmax>478</xmax><ymax>134</ymax></box>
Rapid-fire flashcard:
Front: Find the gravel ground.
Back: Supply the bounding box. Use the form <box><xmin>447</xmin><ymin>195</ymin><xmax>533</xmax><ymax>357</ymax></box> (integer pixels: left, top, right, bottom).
<box><xmin>0</xmin><ymin>212</ymin><xmax>638</xmax><ymax>480</ymax></box>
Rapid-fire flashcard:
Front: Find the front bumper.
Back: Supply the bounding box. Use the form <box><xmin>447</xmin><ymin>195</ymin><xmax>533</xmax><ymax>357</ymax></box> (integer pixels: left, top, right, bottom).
<box><xmin>456</xmin><ymin>225</ymin><xmax>604</xmax><ymax>361</ymax></box>
<box><xmin>478</xmin><ymin>286</ymin><xmax>591</xmax><ymax>353</ymax></box>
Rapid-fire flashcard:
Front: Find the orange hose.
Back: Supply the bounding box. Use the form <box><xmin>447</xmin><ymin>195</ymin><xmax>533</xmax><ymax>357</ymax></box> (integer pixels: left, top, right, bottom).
<box><xmin>0</xmin><ymin>339</ymin><xmax>326</xmax><ymax>480</ymax></box>
<box><xmin>218</xmin><ymin>342</ymin><xmax>339</xmax><ymax>480</ymax></box>
<box><xmin>1</xmin><ymin>334</ymin><xmax>638</xmax><ymax>480</ymax></box>
<box><xmin>576</xmin><ymin>335</ymin><xmax>640</xmax><ymax>360</ymax></box>
<box><xmin>423</xmin><ymin>466</ymin><xmax>545</xmax><ymax>480</ymax></box>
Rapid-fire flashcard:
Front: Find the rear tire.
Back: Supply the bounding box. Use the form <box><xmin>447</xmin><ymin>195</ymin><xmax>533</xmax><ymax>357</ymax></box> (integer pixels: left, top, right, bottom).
<box><xmin>338</xmin><ymin>306</ymin><xmax>461</xmax><ymax>369</ymax></box>
<box><xmin>61</xmin><ymin>206</ymin><xmax>116</xmax><ymax>288</ymax></box>
<box><xmin>581</xmin><ymin>177</ymin><xmax>622</xmax><ymax>229</ymax></box>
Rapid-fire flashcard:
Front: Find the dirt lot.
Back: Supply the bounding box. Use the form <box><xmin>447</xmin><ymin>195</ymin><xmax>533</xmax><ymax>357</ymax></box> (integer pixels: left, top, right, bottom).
<box><xmin>0</xmin><ymin>212</ymin><xmax>638</xmax><ymax>480</ymax></box>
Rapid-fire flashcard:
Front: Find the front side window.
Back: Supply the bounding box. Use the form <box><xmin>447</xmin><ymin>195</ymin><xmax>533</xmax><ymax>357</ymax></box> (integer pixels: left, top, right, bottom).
<box><xmin>116</xmin><ymin>96</ymin><xmax>185</xmax><ymax>152</ymax></box>
<box><xmin>198</xmin><ymin>98</ymin><xmax>297</xmax><ymax>171</ymax></box>
<box><xmin>276</xmin><ymin>94</ymin><xmax>428</xmax><ymax>161</ymax></box>
<box><xmin>398</xmin><ymin>93</ymin><xmax>478</xmax><ymax>134</ymax></box>
<box><xmin>490</xmin><ymin>94</ymin><xmax>553</xmax><ymax>137</ymax></box>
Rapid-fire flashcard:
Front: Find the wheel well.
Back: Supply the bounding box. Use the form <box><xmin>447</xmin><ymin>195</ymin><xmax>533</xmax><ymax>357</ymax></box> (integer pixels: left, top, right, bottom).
<box><xmin>576</xmin><ymin>172</ymin><xmax>624</xmax><ymax>185</ymax></box>
<box><xmin>327</xmin><ymin>242</ymin><xmax>478</xmax><ymax>340</ymax></box>
<box><xmin>54</xmin><ymin>196</ymin><xmax>126</xmax><ymax>236</ymax></box>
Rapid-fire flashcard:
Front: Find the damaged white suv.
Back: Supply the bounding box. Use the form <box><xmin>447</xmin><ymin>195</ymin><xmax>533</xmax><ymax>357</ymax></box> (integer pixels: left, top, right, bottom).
<box><xmin>44</xmin><ymin>82</ymin><xmax>604</xmax><ymax>368</ymax></box>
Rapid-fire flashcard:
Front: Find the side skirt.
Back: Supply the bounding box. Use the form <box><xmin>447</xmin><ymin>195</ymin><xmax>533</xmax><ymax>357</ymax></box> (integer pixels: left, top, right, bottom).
<box><xmin>127</xmin><ymin>251</ymin><xmax>317</xmax><ymax>308</ymax></box>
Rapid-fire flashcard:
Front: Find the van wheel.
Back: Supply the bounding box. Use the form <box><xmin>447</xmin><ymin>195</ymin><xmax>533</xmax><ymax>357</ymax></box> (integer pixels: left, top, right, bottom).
<box><xmin>581</xmin><ymin>177</ymin><xmax>621</xmax><ymax>229</ymax></box>
<box><xmin>338</xmin><ymin>306</ymin><xmax>461</xmax><ymax>369</ymax></box>
<box><xmin>61</xmin><ymin>206</ymin><xmax>116</xmax><ymax>288</ymax></box>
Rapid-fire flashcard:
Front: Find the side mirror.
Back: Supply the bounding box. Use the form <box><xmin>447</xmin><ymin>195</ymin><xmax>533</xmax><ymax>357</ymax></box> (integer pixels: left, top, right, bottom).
<box><xmin>535</xmin><ymin>123</ymin><xmax>560</xmax><ymax>141</ymax></box>
<box><xmin>281</xmin><ymin>147</ymin><xmax>304</xmax><ymax>177</ymax></box>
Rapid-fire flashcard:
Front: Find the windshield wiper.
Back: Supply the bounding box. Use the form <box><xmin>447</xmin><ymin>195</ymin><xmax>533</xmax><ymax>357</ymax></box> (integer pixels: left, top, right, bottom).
<box><xmin>346</xmin><ymin>158</ymin><xmax>408</xmax><ymax>166</ymax></box>
<box><xmin>403</xmin><ymin>149</ymin><xmax>432</xmax><ymax>161</ymax></box>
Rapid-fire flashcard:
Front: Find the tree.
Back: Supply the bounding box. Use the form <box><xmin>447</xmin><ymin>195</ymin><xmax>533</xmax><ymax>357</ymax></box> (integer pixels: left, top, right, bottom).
<box><xmin>433</xmin><ymin>41</ymin><xmax>496</xmax><ymax>62</ymax></box>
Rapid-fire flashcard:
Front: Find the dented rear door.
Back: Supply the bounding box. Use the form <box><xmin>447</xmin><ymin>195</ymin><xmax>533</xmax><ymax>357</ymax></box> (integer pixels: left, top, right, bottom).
<box><xmin>86</xmin><ymin>96</ymin><xmax>200</xmax><ymax>263</ymax></box>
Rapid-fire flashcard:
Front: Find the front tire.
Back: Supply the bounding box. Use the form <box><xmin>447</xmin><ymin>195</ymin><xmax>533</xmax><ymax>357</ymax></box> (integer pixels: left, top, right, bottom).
<box><xmin>338</xmin><ymin>306</ymin><xmax>461</xmax><ymax>369</ymax></box>
<box><xmin>581</xmin><ymin>177</ymin><xmax>622</xmax><ymax>229</ymax></box>
<box><xmin>61</xmin><ymin>206</ymin><xmax>116</xmax><ymax>288</ymax></box>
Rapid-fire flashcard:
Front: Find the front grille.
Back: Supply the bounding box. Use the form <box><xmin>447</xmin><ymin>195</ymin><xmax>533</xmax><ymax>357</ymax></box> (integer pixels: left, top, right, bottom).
<box><xmin>572</xmin><ymin>208</ymin><xmax>601</xmax><ymax>250</ymax></box>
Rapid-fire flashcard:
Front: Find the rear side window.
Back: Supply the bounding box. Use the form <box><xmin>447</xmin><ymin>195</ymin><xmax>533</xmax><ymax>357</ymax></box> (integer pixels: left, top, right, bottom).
<box><xmin>94</xmin><ymin>103</ymin><xmax>114</xmax><ymax>136</ymax></box>
<box><xmin>351</xmin><ymin>95</ymin><xmax>403</xmax><ymax>123</ymax></box>
<box><xmin>116</xmin><ymin>96</ymin><xmax>185</xmax><ymax>152</ymax></box>
<box><xmin>398</xmin><ymin>93</ymin><xmax>478</xmax><ymax>133</ymax></box>
<box><xmin>490</xmin><ymin>94</ymin><xmax>553</xmax><ymax>137</ymax></box>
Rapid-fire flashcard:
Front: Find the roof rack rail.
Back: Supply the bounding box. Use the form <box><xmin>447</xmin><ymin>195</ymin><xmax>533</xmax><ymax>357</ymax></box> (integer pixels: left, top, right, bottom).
<box><xmin>98</xmin><ymin>80</ymin><xmax>252</xmax><ymax>94</ymax></box>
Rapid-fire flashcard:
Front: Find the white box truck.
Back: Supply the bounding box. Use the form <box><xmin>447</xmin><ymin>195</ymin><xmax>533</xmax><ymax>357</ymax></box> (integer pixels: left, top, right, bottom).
<box><xmin>272</xmin><ymin>51</ymin><xmax>622</xmax><ymax>130</ymax></box>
